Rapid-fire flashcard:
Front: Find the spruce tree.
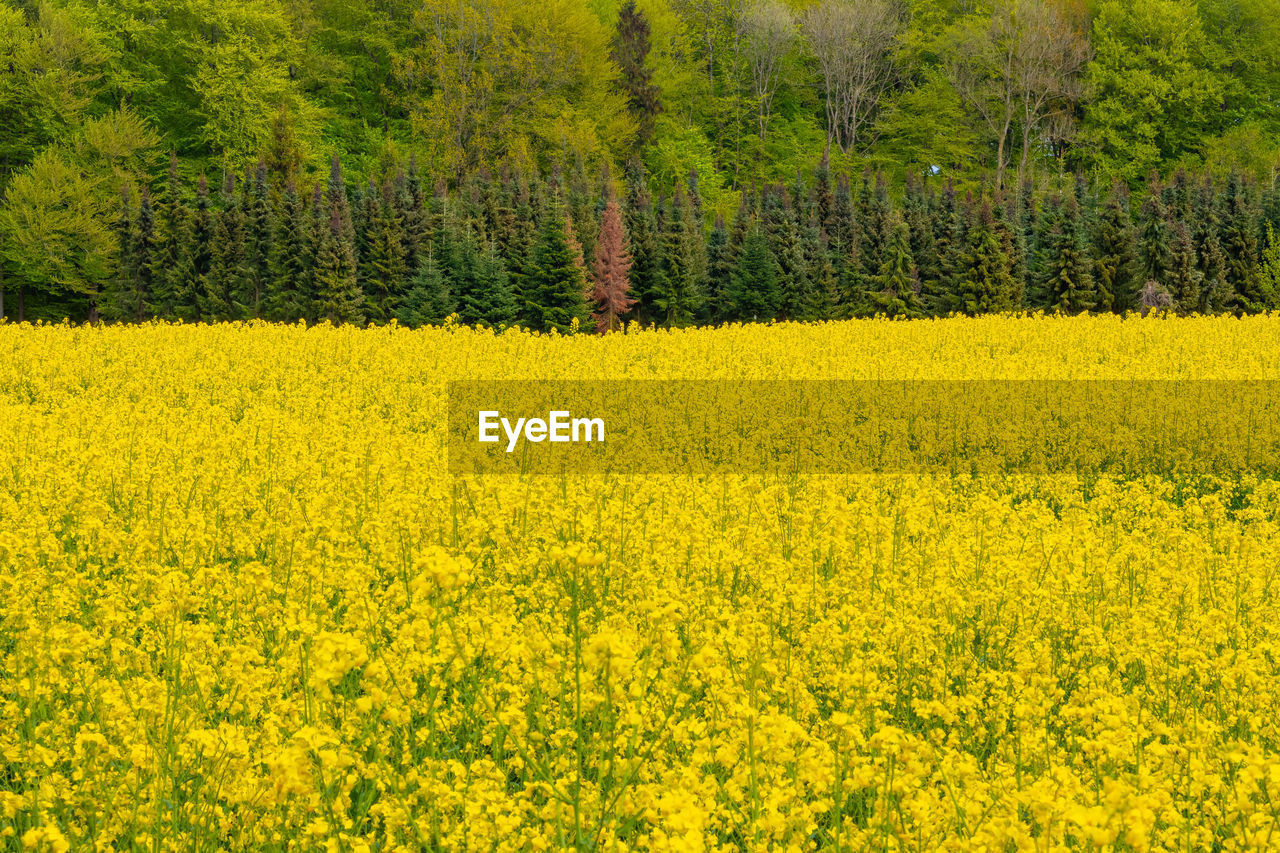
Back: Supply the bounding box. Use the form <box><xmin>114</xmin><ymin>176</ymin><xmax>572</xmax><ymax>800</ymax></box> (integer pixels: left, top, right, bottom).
<box><xmin>613</xmin><ymin>1</ymin><xmax>661</xmax><ymax>148</ymax></box>
<box><xmin>525</xmin><ymin>209</ymin><xmax>591</xmax><ymax>333</ymax></box>
<box><xmin>119</xmin><ymin>188</ymin><xmax>156</xmax><ymax>321</ymax></box>
<box><xmin>1033</xmin><ymin>194</ymin><xmax>1095</xmax><ymax>314</ymax></box>
<box><xmin>761</xmin><ymin>185</ymin><xmax>809</xmax><ymax>320</ymax></box>
<box><xmin>926</xmin><ymin>184</ymin><xmax>966</xmax><ymax>316</ymax></box>
<box><xmin>264</xmin><ymin>178</ymin><xmax>312</xmax><ymax>323</ymax></box>
<box><xmin>183</xmin><ymin>175</ymin><xmax>215</xmax><ymax>322</ymax></box>
<box><xmin>705</xmin><ymin>214</ymin><xmax>734</xmax><ymax>323</ymax></box>
<box><xmin>1223</xmin><ymin>173</ymin><xmax>1271</xmax><ymax>312</ymax></box>
<box><xmin>151</xmin><ymin>154</ymin><xmax>189</xmax><ymax>320</ymax></box>
<box><xmin>623</xmin><ymin>162</ymin><xmax>665</xmax><ymax>324</ymax></box>
<box><xmin>396</xmin><ymin>254</ymin><xmax>453</xmax><ymax>327</ymax></box>
<box><xmin>729</xmin><ymin>228</ymin><xmax>781</xmax><ymax>321</ymax></box>
<box><xmin>1093</xmin><ymin>181</ymin><xmax>1137</xmax><ymax>313</ymax></box>
<box><xmin>1167</xmin><ymin>222</ymin><xmax>1203</xmax><ymax>315</ymax></box>
<box><xmin>1136</xmin><ymin>177</ymin><xmax>1170</xmax><ymax>290</ymax></box>
<box><xmin>364</xmin><ymin>177</ymin><xmax>408</xmax><ymax>323</ymax></box>
<box><xmin>953</xmin><ymin>201</ymin><xmax>1017</xmax><ymax>315</ymax></box>
<box><xmin>589</xmin><ymin>197</ymin><xmax>635</xmax><ymax>332</ymax></box>
<box><xmin>204</xmin><ymin>173</ymin><xmax>247</xmax><ymax>321</ymax></box>
<box><xmin>314</xmin><ymin>204</ymin><xmax>365</xmax><ymax>325</ymax></box>
<box><xmin>105</xmin><ymin>187</ymin><xmax>133</xmax><ymax>324</ymax></box>
<box><xmin>872</xmin><ymin>209</ymin><xmax>922</xmax><ymax>317</ymax></box>
<box><xmin>242</xmin><ymin>162</ymin><xmax>272</xmax><ymax>318</ymax></box>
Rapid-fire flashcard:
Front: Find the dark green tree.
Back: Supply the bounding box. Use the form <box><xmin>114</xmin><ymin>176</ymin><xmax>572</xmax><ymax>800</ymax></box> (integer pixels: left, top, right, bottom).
<box><xmin>729</xmin><ymin>228</ymin><xmax>781</xmax><ymax>321</ymax></box>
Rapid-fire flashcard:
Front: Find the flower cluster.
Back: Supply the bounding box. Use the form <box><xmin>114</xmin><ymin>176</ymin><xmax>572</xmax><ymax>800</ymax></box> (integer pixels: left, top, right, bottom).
<box><xmin>1</xmin><ymin>315</ymin><xmax>1278</xmax><ymax>851</ymax></box>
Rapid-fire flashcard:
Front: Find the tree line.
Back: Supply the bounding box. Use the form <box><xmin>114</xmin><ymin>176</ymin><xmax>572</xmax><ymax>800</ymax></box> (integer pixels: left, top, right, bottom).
<box><xmin>20</xmin><ymin>152</ymin><xmax>1277</xmax><ymax>331</ymax></box>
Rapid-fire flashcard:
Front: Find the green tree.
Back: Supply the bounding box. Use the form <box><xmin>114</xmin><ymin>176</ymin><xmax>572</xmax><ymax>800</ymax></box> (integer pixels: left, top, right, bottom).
<box><xmin>524</xmin><ymin>210</ymin><xmax>590</xmax><ymax>333</ymax></box>
<box><xmin>729</xmin><ymin>227</ymin><xmax>780</xmax><ymax>321</ymax></box>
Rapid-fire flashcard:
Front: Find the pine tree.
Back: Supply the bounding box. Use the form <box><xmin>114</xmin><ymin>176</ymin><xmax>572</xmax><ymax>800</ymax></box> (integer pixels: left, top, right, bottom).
<box><xmin>314</xmin><ymin>204</ymin><xmax>364</xmax><ymax>325</ymax></box>
<box><xmin>204</xmin><ymin>173</ymin><xmax>247</xmax><ymax>321</ymax></box>
<box><xmin>1167</xmin><ymin>222</ymin><xmax>1202</xmax><ymax>315</ymax></box>
<box><xmin>729</xmin><ymin>228</ymin><xmax>781</xmax><ymax>321</ymax></box>
<box><xmin>873</xmin><ymin>209</ymin><xmax>922</xmax><ymax>317</ymax></box>
<box><xmin>1136</xmin><ymin>176</ymin><xmax>1170</xmax><ymax>290</ymax></box>
<box><xmin>150</xmin><ymin>154</ymin><xmax>189</xmax><ymax>320</ymax></box>
<box><xmin>1093</xmin><ymin>181</ymin><xmax>1137</xmax><ymax>312</ymax></box>
<box><xmin>1033</xmin><ymin>194</ymin><xmax>1095</xmax><ymax>314</ymax></box>
<box><xmin>525</xmin><ymin>209</ymin><xmax>591</xmax><ymax>333</ymax></box>
<box><xmin>182</xmin><ymin>175</ymin><xmax>215</xmax><ymax>322</ymax></box>
<box><xmin>953</xmin><ymin>201</ymin><xmax>1017</xmax><ymax>315</ymax></box>
<box><xmin>117</xmin><ymin>187</ymin><xmax>156</xmax><ymax>321</ymax></box>
<box><xmin>705</xmin><ymin>214</ymin><xmax>734</xmax><ymax>323</ymax></box>
<box><xmin>590</xmin><ymin>198</ymin><xmax>635</xmax><ymax>332</ymax></box>
<box><xmin>613</xmin><ymin>1</ymin><xmax>661</xmax><ymax>148</ymax></box>
<box><xmin>396</xmin><ymin>254</ymin><xmax>453</xmax><ymax>327</ymax></box>
<box><xmin>1223</xmin><ymin>173</ymin><xmax>1271</xmax><ymax>312</ymax></box>
<box><xmin>364</xmin><ymin>177</ymin><xmax>408</xmax><ymax>323</ymax></box>
<box><xmin>241</xmin><ymin>162</ymin><xmax>272</xmax><ymax>318</ymax></box>
<box><xmin>263</xmin><ymin>178</ymin><xmax>312</xmax><ymax>323</ymax></box>
<box><xmin>623</xmin><ymin>163</ymin><xmax>666</xmax><ymax>325</ymax></box>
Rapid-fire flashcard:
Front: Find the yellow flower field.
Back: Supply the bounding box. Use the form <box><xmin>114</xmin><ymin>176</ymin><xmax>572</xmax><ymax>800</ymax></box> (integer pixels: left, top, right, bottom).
<box><xmin>2</xmin><ymin>316</ymin><xmax>1280</xmax><ymax>852</ymax></box>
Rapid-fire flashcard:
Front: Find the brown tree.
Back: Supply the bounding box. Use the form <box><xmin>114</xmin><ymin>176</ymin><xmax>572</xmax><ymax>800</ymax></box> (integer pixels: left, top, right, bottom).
<box><xmin>590</xmin><ymin>198</ymin><xmax>636</xmax><ymax>332</ymax></box>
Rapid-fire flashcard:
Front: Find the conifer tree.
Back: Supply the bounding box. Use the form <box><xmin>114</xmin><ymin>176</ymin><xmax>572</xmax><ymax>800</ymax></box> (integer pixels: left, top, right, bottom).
<box><xmin>183</xmin><ymin>175</ymin><xmax>215</xmax><ymax>322</ymax></box>
<box><xmin>264</xmin><ymin>178</ymin><xmax>312</xmax><ymax>323</ymax></box>
<box><xmin>1263</xmin><ymin>224</ymin><xmax>1280</xmax><ymax>298</ymax></box>
<box><xmin>623</xmin><ymin>162</ymin><xmax>664</xmax><ymax>325</ymax></box>
<box><xmin>241</xmin><ymin>162</ymin><xmax>272</xmax><ymax>318</ymax></box>
<box><xmin>1137</xmin><ymin>177</ymin><xmax>1170</xmax><ymax>290</ymax></box>
<box><xmin>396</xmin><ymin>254</ymin><xmax>453</xmax><ymax>327</ymax></box>
<box><xmin>117</xmin><ymin>188</ymin><xmax>156</xmax><ymax>321</ymax></box>
<box><xmin>151</xmin><ymin>154</ymin><xmax>189</xmax><ymax>321</ymax></box>
<box><xmin>364</xmin><ymin>178</ymin><xmax>408</xmax><ymax>323</ymax></box>
<box><xmin>926</xmin><ymin>185</ymin><xmax>967</xmax><ymax>316</ymax></box>
<box><xmin>314</xmin><ymin>204</ymin><xmax>364</xmax><ymax>325</ymax></box>
<box><xmin>204</xmin><ymin>173</ymin><xmax>247</xmax><ymax>321</ymax></box>
<box><xmin>903</xmin><ymin>174</ymin><xmax>939</xmax><ymax>293</ymax></box>
<box><xmin>467</xmin><ymin>241</ymin><xmax>518</xmax><ymax>326</ymax></box>
<box><xmin>730</xmin><ymin>228</ymin><xmax>781</xmax><ymax>321</ymax></box>
<box><xmin>705</xmin><ymin>214</ymin><xmax>734</xmax><ymax>323</ymax></box>
<box><xmin>106</xmin><ymin>187</ymin><xmax>133</xmax><ymax>324</ymax></box>
<box><xmin>525</xmin><ymin>208</ymin><xmax>591</xmax><ymax>333</ymax></box>
<box><xmin>873</xmin><ymin>209</ymin><xmax>921</xmax><ymax>317</ymax></box>
<box><xmin>1167</xmin><ymin>222</ymin><xmax>1203</xmax><ymax>315</ymax></box>
<box><xmin>761</xmin><ymin>186</ymin><xmax>809</xmax><ymax>319</ymax></box>
<box><xmin>1034</xmin><ymin>195</ymin><xmax>1095</xmax><ymax>314</ymax></box>
<box><xmin>1093</xmin><ymin>181</ymin><xmax>1137</xmax><ymax>312</ymax></box>
<box><xmin>654</xmin><ymin>190</ymin><xmax>703</xmax><ymax>325</ymax></box>
<box><xmin>590</xmin><ymin>197</ymin><xmax>635</xmax><ymax>332</ymax></box>
<box><xmin>1223</xmin><ymin>173</ymin><xmax>1271</xmax><ymax>312</ymax></box>
<box><xmin>953</xmin><ymin>201</ymin><xmax>1017</xmax><ymax>315</ymax></box>
<box><xmin>613</xmin><ymin>1</ymin><xmax>661</xmax><ymax>148</ymax></box>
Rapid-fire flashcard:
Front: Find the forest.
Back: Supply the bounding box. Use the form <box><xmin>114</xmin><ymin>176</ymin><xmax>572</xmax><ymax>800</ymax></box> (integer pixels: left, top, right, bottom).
<box><xmin>0</xmin><ymin>0</ymin><xmax>1278</xmax><ymax>327</ymax></box>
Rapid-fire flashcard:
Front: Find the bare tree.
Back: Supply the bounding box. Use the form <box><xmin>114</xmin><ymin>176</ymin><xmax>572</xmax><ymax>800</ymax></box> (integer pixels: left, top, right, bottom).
<box><xmin>738</xmin><ymin>0</ymin><xmax>794</xmax><ymax>140</ymax></box>
<box><xmin>801</xmin><ymin>0</ymin><xmax>900</xmax><ymax>155</ymax></box>
<box><xmin>945</xmin><ymin>0</ymin><xmax>1089</xmax><ymax>189</ymax></box>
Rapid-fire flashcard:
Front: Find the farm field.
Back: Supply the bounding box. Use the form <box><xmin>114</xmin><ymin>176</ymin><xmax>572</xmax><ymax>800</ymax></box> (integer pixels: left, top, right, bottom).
<box><xmin>2</xmin><ymin>315</ymin><xmax>1280</xmax><ymax>852</ymax></box>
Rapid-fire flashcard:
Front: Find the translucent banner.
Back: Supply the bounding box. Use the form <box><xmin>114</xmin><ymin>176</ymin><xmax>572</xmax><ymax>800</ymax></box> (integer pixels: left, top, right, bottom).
<box><xmin>447</xmin><ymin>380</ymin><xmax>1280</xmax><ymax>477</ymax></box>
